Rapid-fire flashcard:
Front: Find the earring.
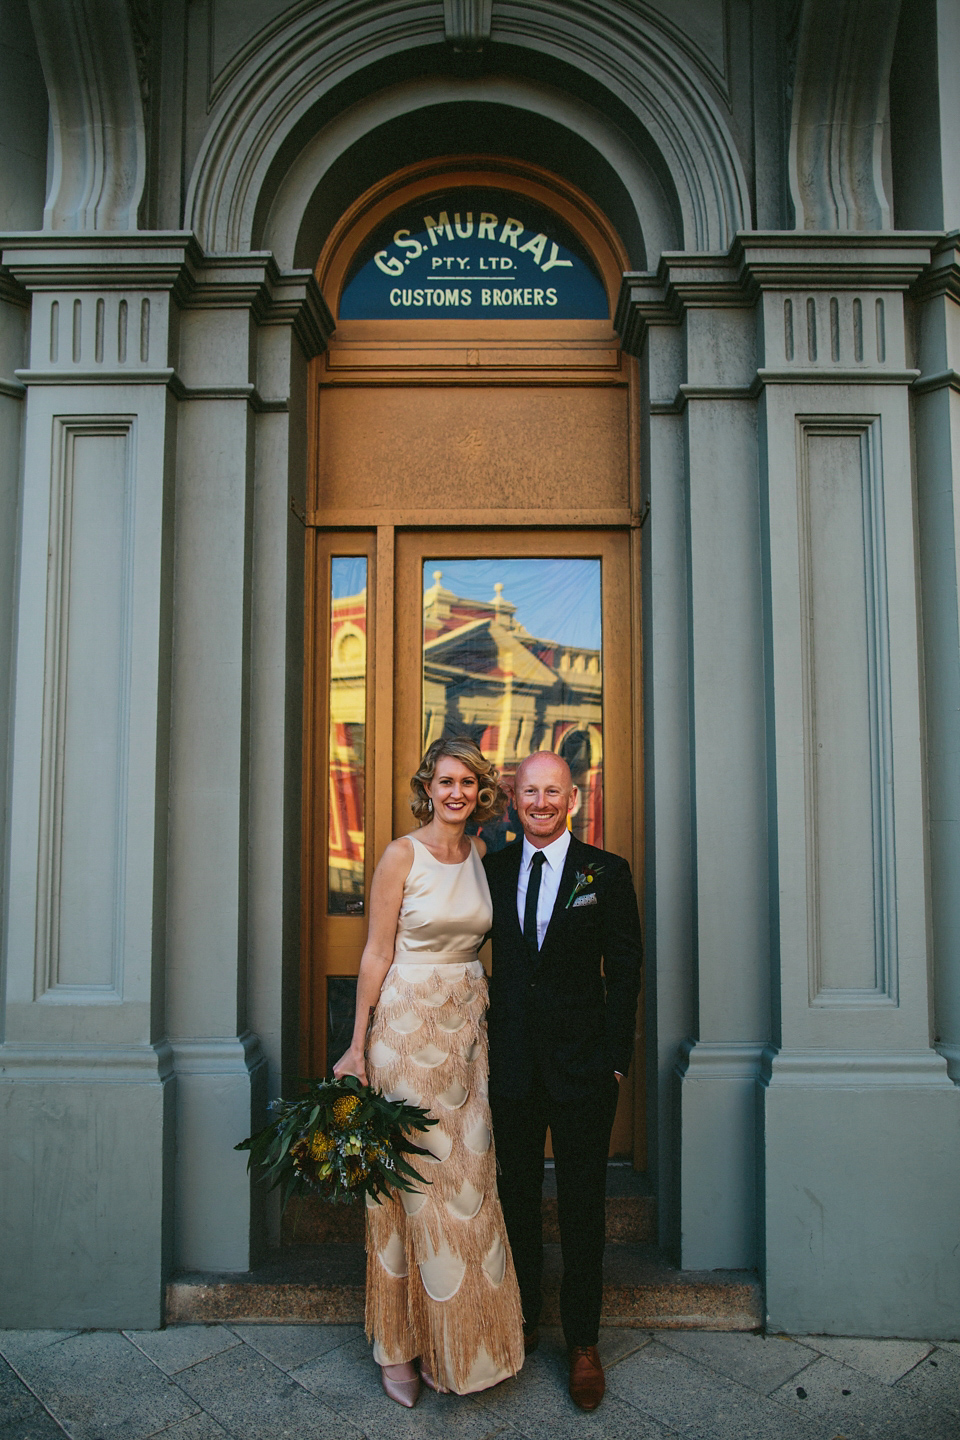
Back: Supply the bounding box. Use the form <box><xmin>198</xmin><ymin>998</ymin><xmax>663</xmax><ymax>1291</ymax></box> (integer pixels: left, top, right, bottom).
<box><xmin>427</xmin><ymin>798</ymin><xmax>433</xmax><ymax>812</ymax></box>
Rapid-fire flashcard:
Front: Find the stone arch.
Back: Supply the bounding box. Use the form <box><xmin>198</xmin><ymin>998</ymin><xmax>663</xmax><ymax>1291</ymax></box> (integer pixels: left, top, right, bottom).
<box><xmin>264</xmin><ymin>79</ymin><xmax>673</xmax><ymax>273</ymax></box>
<box><xmin>185</xmin><ymin>1</ymin><xmax>751</xmax><ymax>261</ymax></box>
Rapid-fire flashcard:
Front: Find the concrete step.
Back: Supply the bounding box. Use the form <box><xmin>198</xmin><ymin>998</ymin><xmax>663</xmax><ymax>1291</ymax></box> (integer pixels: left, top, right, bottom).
<box><xmin>282</xmin><ymin>1163</ymin><xmax>657</xmax><ymax>1246</ymax></box>
<box><xmin>165</xmin><ymin>1243</ymin><xmax>762</xmax><ymax>1331</ymax></box>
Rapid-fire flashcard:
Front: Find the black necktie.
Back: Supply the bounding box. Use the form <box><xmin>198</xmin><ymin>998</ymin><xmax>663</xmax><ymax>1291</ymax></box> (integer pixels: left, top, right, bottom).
<box><xmin>523</xmin><ymin>852</ymin><xmax>546</xmax><ymax>952</ymax></box>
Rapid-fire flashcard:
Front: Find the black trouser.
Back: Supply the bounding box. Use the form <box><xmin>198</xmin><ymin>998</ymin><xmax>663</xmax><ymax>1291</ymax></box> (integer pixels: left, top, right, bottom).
<box><xmin>491</xmin><ymin>1074</ymin><xmax>619</xmax><ymax>1348</ymax></box>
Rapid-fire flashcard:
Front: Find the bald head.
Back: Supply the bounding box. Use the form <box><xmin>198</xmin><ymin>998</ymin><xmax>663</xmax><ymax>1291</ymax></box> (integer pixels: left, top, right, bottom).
<box><xmin>515</xmin><ymin>750</ymin><xmax>573</xmax><ymax>790</ymax></box>
<box><xmin>514</xmin><ymin>750</ymin><xmax>577</xmax><ymax>847</ymax></box>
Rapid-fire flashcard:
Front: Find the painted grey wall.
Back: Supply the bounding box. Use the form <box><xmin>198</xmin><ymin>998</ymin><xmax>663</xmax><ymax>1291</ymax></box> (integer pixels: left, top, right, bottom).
<box><xmin>619</xmin><ymin>231</ymin><xmax>960</xmax><ymax>1332</ymax></box>
<box><xmin>2</xmin><ymin>0</ymin><xmax>960</xmax><ymax>1337</ymax></box>
<box><xmin>890</xmin><ymin>0</ymin><xmax>960</xmax><ymax>232</ymax></box>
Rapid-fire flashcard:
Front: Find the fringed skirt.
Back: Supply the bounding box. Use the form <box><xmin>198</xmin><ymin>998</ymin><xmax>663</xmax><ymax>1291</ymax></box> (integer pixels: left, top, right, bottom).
<box><xmin>364</xmin><ymin>957</ymin><xmax>525</xmax><ymax>1394</ymax></box>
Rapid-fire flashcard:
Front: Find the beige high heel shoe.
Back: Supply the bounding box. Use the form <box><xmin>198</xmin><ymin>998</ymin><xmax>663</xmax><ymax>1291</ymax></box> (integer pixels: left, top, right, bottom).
<box><xmin>379</xmin><ymin>1362</ymin><xmax>420</xmax><ymax>1407</ymax></box>
<box><xmin>418</xmin><ymin>1359</ymin><xmax>446</xmax><ymax>1393</ymax></box>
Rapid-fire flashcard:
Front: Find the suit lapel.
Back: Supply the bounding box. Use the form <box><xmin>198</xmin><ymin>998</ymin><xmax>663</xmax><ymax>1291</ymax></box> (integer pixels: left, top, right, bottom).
<box><xmin>497</xmin><ymin>840</ymin><xmax>524</xmax><ymax>942</ymax></box>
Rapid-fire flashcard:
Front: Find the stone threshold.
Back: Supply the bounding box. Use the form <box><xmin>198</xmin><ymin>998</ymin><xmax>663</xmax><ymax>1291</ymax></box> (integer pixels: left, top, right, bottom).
<box><xmin>165</xmin><ymin>1243</ymin><xmax>762</xmax><ymax>1331</ymax></box>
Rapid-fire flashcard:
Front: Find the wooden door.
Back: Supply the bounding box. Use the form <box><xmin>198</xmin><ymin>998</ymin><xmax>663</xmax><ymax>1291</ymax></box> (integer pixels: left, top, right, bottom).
<box><xmin>302</xmin><ymin>526</ymin><xmax>643</xmax><ymax>1158</ymax></box>
<box><xmin>301</xmin><ymin>158</ymin><xmax>645</xmax><ymax>1162</ymax></box>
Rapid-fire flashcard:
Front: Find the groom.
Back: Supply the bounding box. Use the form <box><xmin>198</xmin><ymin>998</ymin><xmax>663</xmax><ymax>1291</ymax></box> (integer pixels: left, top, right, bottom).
<box><xmin>484</xmin><ymin>751</ymin><xmax>642</xmax><ymax>1411</ymax></box>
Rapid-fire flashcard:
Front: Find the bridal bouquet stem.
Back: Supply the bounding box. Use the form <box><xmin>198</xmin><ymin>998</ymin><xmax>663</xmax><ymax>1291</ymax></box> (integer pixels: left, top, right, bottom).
<box><xmin>235</xmin><ymin>1073</ymin><xmax>437</xmax><ymax>1208</ymax></box>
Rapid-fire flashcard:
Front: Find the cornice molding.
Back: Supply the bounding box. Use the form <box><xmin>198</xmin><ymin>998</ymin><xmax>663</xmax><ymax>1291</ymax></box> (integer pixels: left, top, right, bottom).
<box><xmin>910</xmin><ymin>232</ymin><xmax>960</xmax><ymax>306</ymax></box>
<box><xmin>0</xmin><ymin>1039</ymin><xmax>174</xmax><ymax>1084</ymax></box>
<box><xmin>258</xmin><ymin>270</ymin><xmax>334</xmax><ymax>359</ymax></box>
<box><xmin>675</xmin><ymin>1040</ymin><xmax>766</xmax><ymax>1081</ymax></box>
<box><xmin>758</xmin><ymin>368</ymin><xmax>919</xmax><ymax>388</ymax></box>
<box><xmin>937</xmin><ymin>1043</ymin><xmax>960</xmax><ymax>1084</ymax></box>
<box><xmin>0</xmin><ymin>235</ymin><xmax>333</xmax><ymax>357</ymax></box>
<box><xmin>614</xmin><ymin>255</ymin><xmax>744</xmax><ymax>353</ymax></box>
<box><xmin>168</xmin><ymin>1031</ymin><xmax>266</xmax><ymax>1076</ymax></box>
<box><xmin>616</xmin><ymin>232</ymin><xmax>941</xmax><ymax>356</ymax></box>
<box><xmin>911</xmin><ymin>369</ymin><xmax>960</xmax><ymax>397</ymax></box>
<box><xmin>14</xmin><ymin>370</ymin><xmax>292</xmax><ymax>412</ymax></box>
<box><xmin>15</xmin><ymin>368</ymin><xmax>175</xmax><ymax>387</ymax></box>
<box><xmin>733</xmin><ymin>232</ymin><xmax>939</xmax><ymax>291</ymax></box>
<box><xmin>0</xmin><ymin>232</ymin><xmax>205</xmax><ymax>295</ymax></box>
<box><xmin>0</xmin><ymin>267</ymin><xmax>29</xmax><ymax>308</ymax></box>
<box><xmin>760</xmin><ymin>1045</ymin><xmax>954</xmax><ymax>1088</ymax></box>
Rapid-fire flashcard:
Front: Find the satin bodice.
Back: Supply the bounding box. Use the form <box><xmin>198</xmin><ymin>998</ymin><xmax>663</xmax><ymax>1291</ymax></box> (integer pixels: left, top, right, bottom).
<box><xmin>393</xmin><ymin>833</ymin><xmax>492</xmax><ymax>960</ymax></box>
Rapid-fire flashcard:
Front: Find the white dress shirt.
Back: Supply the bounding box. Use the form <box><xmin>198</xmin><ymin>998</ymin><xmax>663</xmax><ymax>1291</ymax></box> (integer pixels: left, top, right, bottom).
<box><xmin>516</xmin><ymin>828</ymin><xmax>571</xmax><ymax>948</ymax></box>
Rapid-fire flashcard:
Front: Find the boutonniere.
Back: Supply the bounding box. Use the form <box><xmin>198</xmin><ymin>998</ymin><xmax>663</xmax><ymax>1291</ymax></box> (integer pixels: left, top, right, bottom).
<box><xmin>565</xmin><ymin>864</ymin><xmax>604</xmax><ymax>908</ymax></box>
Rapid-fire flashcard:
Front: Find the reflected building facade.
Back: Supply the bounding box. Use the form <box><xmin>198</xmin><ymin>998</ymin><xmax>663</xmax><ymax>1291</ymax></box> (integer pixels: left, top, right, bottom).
<box><xmin>327</xmin><ymin>582</ymin><xmax>366</xmax><ymax>912</ymax></box>
<box><xmin>421</xmin><ymin>569</ymin><xmax>603</xmax><ymax>848</ymax></box>
<box><xmin>330</xmin><ymin>570</ymin><xmax>603</xmax><ymax>854</ymax></box>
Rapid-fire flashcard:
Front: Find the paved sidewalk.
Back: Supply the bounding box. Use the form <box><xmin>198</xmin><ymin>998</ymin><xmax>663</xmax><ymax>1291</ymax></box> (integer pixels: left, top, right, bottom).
<box><xmin>2</xmin><ymin>1324</ymin><xmax>958</xmax><ymax>1440</ymax></box>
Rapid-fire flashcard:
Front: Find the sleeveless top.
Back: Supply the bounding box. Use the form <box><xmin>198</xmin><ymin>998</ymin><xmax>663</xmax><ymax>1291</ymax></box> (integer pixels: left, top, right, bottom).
<box><xmin>393</xmin><ymin>833</ymin><xmax>493</xmax><ymax>964</ymax></box>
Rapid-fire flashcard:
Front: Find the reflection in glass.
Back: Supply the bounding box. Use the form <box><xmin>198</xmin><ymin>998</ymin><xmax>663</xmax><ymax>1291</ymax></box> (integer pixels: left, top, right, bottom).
<box><xmin>328</xmin><ymin>557</ymin><xmax>367</xmax><ymax>914</ymax></box>
<box><xmin>422</xmin><ymin>558</ymin><xmax>603</xmax><ymax>853</ymax></box>
<box><xmin>327</xmin><ymin>975</ymin><xmax>359</xmax><ymax>1076</ymax></box>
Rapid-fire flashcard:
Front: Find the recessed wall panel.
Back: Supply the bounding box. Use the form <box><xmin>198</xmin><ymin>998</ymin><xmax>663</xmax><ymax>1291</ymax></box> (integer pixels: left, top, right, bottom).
<box><xmin>798</xmin><ymin>418</ymin><xmax>897</xmax><ymax>1003</ymax></box>
<box><xmin>37</xmin><ymin>420</ymin><xmax>134</xmax><ymax>997</ymax></box>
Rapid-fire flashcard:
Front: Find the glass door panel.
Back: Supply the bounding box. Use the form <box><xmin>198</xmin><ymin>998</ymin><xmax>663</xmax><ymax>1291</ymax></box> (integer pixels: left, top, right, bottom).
<box><xmin>302</xmin><ymin>533</ymin><xmax>375</xmax><ymax>1082</ymax></box>
<box><xmin>421</xmin><ymin>557</ymin><xmax>604</xmax><ymax>851</ymax></box>
<box><xmin>394</xmin><ymin>529</ymin><xmax>638</xmax><ymax>1158</ymax></box>
<box><xmin>328</xmin><ymin>557</ymin><xmax>368</xmax><ymax>914</ymax></box>
<box><xmin>305</xmin><ymin>527</ymin><xmax>641</xmax><ymax>1159</ymax></box>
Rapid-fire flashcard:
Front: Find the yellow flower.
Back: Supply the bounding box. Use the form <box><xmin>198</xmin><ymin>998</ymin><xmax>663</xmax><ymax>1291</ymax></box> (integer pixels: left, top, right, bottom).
<box><xmin>332</xmin><ymin>1095</ymin><xmax>361</xmax><ymax>1129</ymax></box>
<box><xmin>309</xmin><ymin>1130</ymin><xmax>334</xmax><ymax>1160</ymax></box>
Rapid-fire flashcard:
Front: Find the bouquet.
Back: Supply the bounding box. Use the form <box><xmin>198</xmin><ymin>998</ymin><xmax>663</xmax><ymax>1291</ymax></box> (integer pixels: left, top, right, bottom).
<box><xmin>235</xmin><ymin>1074</ymin><xmax>437</xmax><ymax>1209</ymax></box>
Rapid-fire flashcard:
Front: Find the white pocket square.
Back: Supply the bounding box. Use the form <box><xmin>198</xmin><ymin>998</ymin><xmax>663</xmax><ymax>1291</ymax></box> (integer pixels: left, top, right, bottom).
<box><xmin>572</xmin><ymin>893</ymin><xmax>598</xmax><ymax>907</ymax></box>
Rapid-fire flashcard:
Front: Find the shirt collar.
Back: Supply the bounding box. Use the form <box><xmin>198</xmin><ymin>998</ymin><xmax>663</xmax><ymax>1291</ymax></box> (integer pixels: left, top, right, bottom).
<box><xmin>521</xmin><ymin>827</ymin><xmax>571</xmax><ymax>872</ymax></box>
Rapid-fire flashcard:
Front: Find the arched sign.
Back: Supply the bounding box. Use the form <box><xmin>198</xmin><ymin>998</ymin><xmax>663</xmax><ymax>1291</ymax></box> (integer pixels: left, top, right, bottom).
<box><xmin>339</xmin><ymin>189</ymin><xmax>609</xmax><ymax>320</ymax></box>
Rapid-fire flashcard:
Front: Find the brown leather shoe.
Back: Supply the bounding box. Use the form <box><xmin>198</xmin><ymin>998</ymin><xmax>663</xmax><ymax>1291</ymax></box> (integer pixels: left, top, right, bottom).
<box><xmin>568</xmin><ymin>1345</ymin><xmax>605</xmax><ymax>1410</ymax></box>
<box><xmin>523</xmin><ymin>1326</ymin><xmax>540</xmax><ymax>1355</ymax></box>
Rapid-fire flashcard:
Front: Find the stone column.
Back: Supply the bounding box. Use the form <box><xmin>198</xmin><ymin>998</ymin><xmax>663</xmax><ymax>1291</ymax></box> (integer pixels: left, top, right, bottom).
<box><xmin>740</xmin><ymin>233</ymin><xmax>960</xmax><ymax>1338</ymax></box>
<box><xmin>618</xmin><ymin>279</ymin><xmax>692</xmax><ymax>1256</ymax></box>
<box><xmin>912</xmin><ymin>236</ymin><xmax>960</xmax><ymax>1083</ymax></box>
<box><xmin>165</xmin><ymin>255</ymin><xmax>329</xmax><ymax>1272</ymax></box>
<box><xmin>618</xmin><ymin>258</ymin><xmax>769</xmax><ymax>1270</ymax></box>
<box><xmin>0</xmin><ymin>235</ymin><xmax>329</xmax><ymax>1323</ymax></box>
<box><xmin>0</xmin><ymin>269</ymin><xmax>28</xmax><ymax>963</ymax></box>
<box><xmin>0</xmin><ymin>235</ymin><xmax>192</xmax><ymax>1327</ymax></box>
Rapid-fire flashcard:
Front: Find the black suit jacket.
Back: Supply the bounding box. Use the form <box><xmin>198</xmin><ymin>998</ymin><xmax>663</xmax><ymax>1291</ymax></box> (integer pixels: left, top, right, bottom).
<box><xmin>483</xmin><ymin>835</ymin><xmax>642</xmax><ymax>1104</ymax></box>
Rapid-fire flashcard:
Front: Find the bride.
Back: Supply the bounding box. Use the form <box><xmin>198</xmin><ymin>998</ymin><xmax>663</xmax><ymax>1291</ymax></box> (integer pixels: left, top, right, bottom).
<box><xmin>333</xmin><ymin>736</ymin><xmax>525</xmax><ymax>1406</ymax></box>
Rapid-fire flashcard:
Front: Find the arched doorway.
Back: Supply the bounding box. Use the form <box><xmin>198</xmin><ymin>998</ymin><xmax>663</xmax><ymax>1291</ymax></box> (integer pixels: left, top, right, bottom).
<box><xmin>301</xmin><ymin>157</ymin><xmax>644</xmax><ymax>1161</ymax></box>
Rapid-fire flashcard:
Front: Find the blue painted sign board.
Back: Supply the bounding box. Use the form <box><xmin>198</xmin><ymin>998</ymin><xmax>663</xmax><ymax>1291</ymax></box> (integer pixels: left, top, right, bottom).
<box><xmin>339</xmin><ymin>190</ymin><xmax>609</xmax><ymax>320</ymax></box>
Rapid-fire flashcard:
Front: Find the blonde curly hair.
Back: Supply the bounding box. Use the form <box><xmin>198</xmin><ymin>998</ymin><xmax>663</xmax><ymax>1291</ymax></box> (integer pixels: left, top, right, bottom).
<box><xmin>410</xmin><ymin>736</ymin><xmax>508</xmax><ymax>825</ymax></box>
